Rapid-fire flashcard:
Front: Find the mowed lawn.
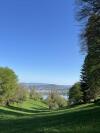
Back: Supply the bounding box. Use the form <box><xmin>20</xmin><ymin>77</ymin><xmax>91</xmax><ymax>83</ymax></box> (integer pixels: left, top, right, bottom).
<box><xmin>0</xmin><ymin>100</ymin><xmax>100</xmax><ymax>133</ymax></box>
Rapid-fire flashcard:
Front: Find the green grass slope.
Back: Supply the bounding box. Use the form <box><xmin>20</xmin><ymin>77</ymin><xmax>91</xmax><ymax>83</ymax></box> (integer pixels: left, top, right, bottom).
<box><xmin>0</xmin><ymin>100</ymin><xmax>100</xmax><ymax>133</ymax></box>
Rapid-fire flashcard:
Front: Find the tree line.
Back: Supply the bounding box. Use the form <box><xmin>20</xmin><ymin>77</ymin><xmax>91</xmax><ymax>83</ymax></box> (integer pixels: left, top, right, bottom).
<box><xmin>0</xmin><ymin>67</ymin><xmax>43</xmax><ymax>106</ymax></box>
<box><xmin>0</xmin><ymin>67</ymin><xmax>67</xmax><ymax>109</ymax></box>
<box><xmin>68</xmin><ymin>0</ymin><xmax>100</xmax><ymax>105</ymax></box>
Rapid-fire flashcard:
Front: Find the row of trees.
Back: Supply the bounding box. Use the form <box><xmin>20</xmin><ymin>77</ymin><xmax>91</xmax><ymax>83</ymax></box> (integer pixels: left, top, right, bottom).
<box><xmin>0</xmin><ymin>67</ymin><xmax>67</xmax><ymax>109</ymax></box>
<box><xmin>0</xmin><ymin>67</ymin><xmax>43</xmax><ymax>106</ymax></box>
<box><xmin>76</xmin><ymin>0</ymin><xmax>100</xmax><ymax>103</ymax></box>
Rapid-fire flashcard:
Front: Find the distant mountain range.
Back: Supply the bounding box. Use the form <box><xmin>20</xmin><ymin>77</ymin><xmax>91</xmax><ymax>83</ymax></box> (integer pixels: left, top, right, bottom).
<box><xmin>20</xmin><ymin>83</ymin><xmax>71</xmax><ymax>96</ymax></box>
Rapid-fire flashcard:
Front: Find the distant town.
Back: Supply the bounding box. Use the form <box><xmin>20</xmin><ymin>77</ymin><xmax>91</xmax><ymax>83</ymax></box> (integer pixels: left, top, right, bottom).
<box><xmin>21</xmin><ymin>83</ymin><xmax>71</xmax><ymax>96</ymax></box>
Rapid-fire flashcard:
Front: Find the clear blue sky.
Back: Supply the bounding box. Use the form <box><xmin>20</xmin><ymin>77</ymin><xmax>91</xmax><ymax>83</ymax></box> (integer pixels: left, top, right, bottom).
<box><xmin>0</xmin><ymin>0</ymin><xmax>84</xmax><ymax>85</ymax></box>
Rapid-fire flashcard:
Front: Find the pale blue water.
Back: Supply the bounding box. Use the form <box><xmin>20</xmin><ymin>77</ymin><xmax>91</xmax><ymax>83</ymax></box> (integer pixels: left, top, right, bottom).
<box><xmin>43</xmin><ymin>95</ymin><xmax>68</xmax><ymax>100</ymax></box>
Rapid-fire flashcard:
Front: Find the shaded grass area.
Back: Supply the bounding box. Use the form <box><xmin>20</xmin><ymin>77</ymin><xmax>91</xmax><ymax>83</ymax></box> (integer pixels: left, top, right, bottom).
<box><xmin>0</xmin><ymin>100</ymin><xmax>100</xmax><ymax>133</ymax></box>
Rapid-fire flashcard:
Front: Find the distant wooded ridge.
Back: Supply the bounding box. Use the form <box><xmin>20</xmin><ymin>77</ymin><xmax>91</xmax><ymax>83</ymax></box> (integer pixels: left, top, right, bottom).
<box><xmin>20</xmin><ymin>83</ymin><xmax>71</xmax><ymax>96</ymax></box>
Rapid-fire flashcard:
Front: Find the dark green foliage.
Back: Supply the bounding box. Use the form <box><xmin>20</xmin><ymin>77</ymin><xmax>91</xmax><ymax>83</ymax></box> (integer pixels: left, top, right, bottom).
<box><xmin>81</xmin><ymin>51</ymin><xmax>100</xmax><ymax>102</ymax></box>
<box><xmin>68</xmin><ymin>82</ymin><xmax>83</xmax><ymax>105</ymax></box>
<box><xmin>94</xmin><ymin>98</ymin><xmax>100</xmax><ymax>105</ymax></box>
<box><xmin>89</xmin><ymin>68</ymin><xmax>100</xmax><ymax>100</ymax></box>
<box><xmin>80</xmin><ymin>56</ymin><xmax>90</xmax><ymax>103</ymax></box>
<box><xmin>77</xmin><ymin>0</ymin><xmax>100</xmax><ymax>102</ymax></box>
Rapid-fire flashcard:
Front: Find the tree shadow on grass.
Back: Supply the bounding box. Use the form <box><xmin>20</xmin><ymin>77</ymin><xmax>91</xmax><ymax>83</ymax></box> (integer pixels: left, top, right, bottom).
<box><xmin>0</xmin><ymin>105</ymin><xmax>100</xmax><ymax>133</ymax></box>
<box><xmin>0</xmin><ymin>108</ymin><xmax>26</xmax><ymax>118</ymax></box>
<box><xmin>5</xmin><ymin>105</ymin><xmax>49</xmax><ymax>114</ymax></box>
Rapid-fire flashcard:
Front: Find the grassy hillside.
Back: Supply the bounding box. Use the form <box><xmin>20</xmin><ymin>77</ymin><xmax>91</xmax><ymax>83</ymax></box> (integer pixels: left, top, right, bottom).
<box><xmin>0</xmin><ymin>100</ymin><xmax>100</xmax><ymax>133</ymax></box>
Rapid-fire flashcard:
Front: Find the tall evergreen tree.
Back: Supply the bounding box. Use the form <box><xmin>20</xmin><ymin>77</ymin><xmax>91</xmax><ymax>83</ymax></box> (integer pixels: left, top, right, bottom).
<box><xmin>77</xmin><ymin>0</ymin><xmax>100</xmax><ymax>101</ymax></box>
<box><xmin>80</xmin><ymin>56</ymin><xmax>90</xmax><ymax>103</ymax></box>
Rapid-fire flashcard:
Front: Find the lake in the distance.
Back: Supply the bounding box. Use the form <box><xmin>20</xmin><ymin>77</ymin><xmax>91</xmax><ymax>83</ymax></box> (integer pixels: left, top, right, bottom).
<box><xmin>43</xmin><ymin>95</ymin><xmax>68</xmax><ymax>100</ymax></box>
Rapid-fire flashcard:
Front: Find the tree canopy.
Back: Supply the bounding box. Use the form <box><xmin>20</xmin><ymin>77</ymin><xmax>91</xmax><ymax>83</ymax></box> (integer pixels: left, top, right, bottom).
<box><xmin>0</xmin><ymin>67</ymin><xmax>18</xmax><ymax>105</ymax></box>
<box><xmin>77</xmin><ymin>0</ymin><xmax>100</xmax><ymax>102</ymax></box>
<box><xmin>68</xmin><ymin>82</ymin><xmax>83</xmax><ymax>105</ymax></box>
